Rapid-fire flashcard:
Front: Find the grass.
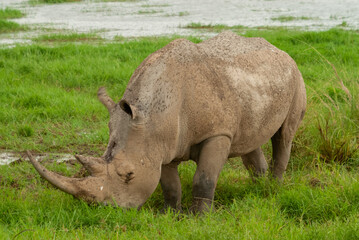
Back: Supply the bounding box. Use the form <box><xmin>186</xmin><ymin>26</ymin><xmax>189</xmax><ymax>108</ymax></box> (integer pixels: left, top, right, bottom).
<box><xmin>183</xmin><ymin>23</ymin><xmax>297</xmax><ymax>34</ymax></box>
<box><xmin>183</xmin><ymin>22</ymin><xmax>245</xmax><ymax>32</ymax></box>
<box><xmin>17</xmin><ymin>125</ymin><xmax>34</xmax><ymax>137</ymax></box>
<box><xmin>0</xmin><ymin>8</ymin><xmax>24</xmax><ymax>19</ymax></box>
<box><xmin>0</xmin><ymin>8</ymin><xmax>26</xmax><ymax>33</ymax></box>
<box><xmin>30</xmin><ymin>0</ymin><xmax>82</xmax><ymax>4</ymax></box>
<box><xmin>0</xmin><ymin>19</ymin><xmax>26</xmax><ymax>33</ymax></box>
<box><xmin>0</xmin><ymin>36</ymin><xmax>201</xmax><ymax>153</ymax></box>
<box><xmin>141</xmin><ymin>4</ymin><xmax>170</xmax><ymax>8</ymax></box>
<box><xmin>1</xmin><ymin>159</ymin><xmax>359</xmax><ymax>239</ymax></box>
<box><xmin>98</xmin><ymin>0</ymin><xmax>141</xmax><ymax>2</ymax></box>
<box><xmin>271</xmin><ymin>16</ymin><xmax>316</xmax><ymax>22</ymax></box>
<box><xmin>165</xmin><ymin>11</ymin><xmax>190</xmax><ymax>17</ymax></box>
<box><xmin>138</xmin><ymin>9</ymin><xmax>164</xmax><ymax>15</ymax></box>
<box><xmin>178</xmin><ymin>11</ymin><xmax>190</xmax><ymax>17</ymax></box>
<box><xmin>1</xmin><ymin>28</ymin><xmax>359</xmax><ymax>238</ymax></box>
<box><xmin>33</xmin><ymin>33</ymin><xmax>103</xmax><ymax>42</ymax></box>
<box><xmin>338</xmin><ymin>21</ymin><xmax>349</xmax><ymax>27</ymax></box>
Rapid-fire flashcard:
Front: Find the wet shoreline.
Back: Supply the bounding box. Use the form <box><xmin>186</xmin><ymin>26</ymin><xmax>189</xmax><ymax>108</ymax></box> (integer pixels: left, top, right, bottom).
<box><xmin>0</xmin><ymin>0</ymin><xmax>358</xmax><ymax>46</ymax></box>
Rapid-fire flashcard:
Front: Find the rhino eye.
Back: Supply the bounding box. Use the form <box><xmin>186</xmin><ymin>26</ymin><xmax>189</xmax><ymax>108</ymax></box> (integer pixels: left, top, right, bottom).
<box><xmin>119</xmin><ymin>100</ymin><xmax>133</xmax><ymax>118</ymax></box>
<box><xmin>125</xmin><ymin>172</ymin><xmax>134</xmax><ymax>183</ymax></box>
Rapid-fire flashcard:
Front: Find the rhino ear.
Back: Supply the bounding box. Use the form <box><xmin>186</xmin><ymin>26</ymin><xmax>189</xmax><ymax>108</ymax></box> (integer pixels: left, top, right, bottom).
<box><xmin>119</xmin><ymin>99</ymin><xmax>137</xmax><ymax>119</ymax></box>
<box><xmin>98</xmin><ymin>87</ymin><xmax>115</xmax><ymax>113</ymax></box>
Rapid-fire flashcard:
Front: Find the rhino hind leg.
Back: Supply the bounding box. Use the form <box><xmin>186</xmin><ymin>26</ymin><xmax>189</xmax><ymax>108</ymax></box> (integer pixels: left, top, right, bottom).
<box><xmin>270</xmin><ymin>128</ymin><xmax>292</xmax><ymax>180</ymax></box>
<box><xmin>270</xmin><ymin>102</ymin><xmax>305</xmax><ymax>180</ymax></box>
<box><xmin>241</xmin><ymin>148</ymin><xmax>268</xmax><ymax>178</ymax></box>
<box><xmin>160</xmin><ymin>162</ymin><xmax>182</xmax><ymax>211</ymax></box>
<box><xmin>191</xmin><ymin>136</ymin><xmax>231</xmax><ymax>213</ymax></box>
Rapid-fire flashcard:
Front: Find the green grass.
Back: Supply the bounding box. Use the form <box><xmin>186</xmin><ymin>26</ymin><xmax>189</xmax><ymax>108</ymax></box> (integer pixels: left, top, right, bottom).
<box><xmin>183</xmin><ymin>22</ymin><xmax>245</xmax><ymax>31</ymax></box>
<box><xmin>271</xmin><ymin>16</ymin><xmax>316</xmax><ymax>22</ymax></box>
<box><xmin>1</xmin><ymin>160</ymin><xmax>359</xmax><ymax>239</ymax></box>
<box><xmin>0</xmin><ymin>19</ymin><xmax>26</xmax><ymax>33</ymax></box>
<box><xmin>165</xmin><ymin>11</ymin><xmax>190</xmax><ymax>17</ymax></box>
<box><xmin>0</xmin><ymin>8</ymin><xmax>24</xmax><ymax>19</ymax></box>
<box><xmin>0</xmin><ymin>36</ymin><xmax>201</xmax><ymax>153</ymax></box>
<box><xmin>0</xmin><ymin>8</ymin><xmax>26</xmax><ymax>33</ymax></box>
<box><xmin>138</xmin><ymin>9</ymin><xmax>164</xmax><ymax>15</ymax></box>
<box><xmin>17</xmin><ymin>125</ymin><xmax>35</xmax><ymax>137</ymax></box>
<box><xmin>29</xmin><ymin>0</ymin><xmax>81</xmax><ymax>4</ymax></box>
<box><xmin>33</xmin><ymin>33</ymin><xmax>103</xmax><ymax>42</ymax></box>
<box><xmin>178</xmin><ymin>11</ymin><xmax>190</xmax><ymax>17</ymax></box>
<box><xmin>1</xmin><ymin>28</ymin><xmax>359</xmax><ymax>239</ymax></box>
<box><xmin>98</xmin><ymin>0</ymin><xmax>141</xmax><ymax>2</ymax></box>
<box><xmin>338</xmin><ymin>21</ymin><xmax>349</xmax><ymax>27</ymax></box>
<box><xmin>141</xmin><ymin>4</ymin><xmax>170</xmax><ymax>7</ymax></box>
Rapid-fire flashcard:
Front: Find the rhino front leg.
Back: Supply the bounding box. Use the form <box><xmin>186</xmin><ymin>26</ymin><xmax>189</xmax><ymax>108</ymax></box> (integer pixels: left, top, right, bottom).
<box><xmin>160</xmin><ymin>162</ymin><xmax>182</xmax><ymax>211</ymax></box>
<box><xmin>191</xmin><ymin>136</ymin><xmax>231</xmax><ymax>213</ymax></box>
<box><xmin>241</xmin><ymin>148</ymin><xmax>268</xmax><ymax>178</ymax></box>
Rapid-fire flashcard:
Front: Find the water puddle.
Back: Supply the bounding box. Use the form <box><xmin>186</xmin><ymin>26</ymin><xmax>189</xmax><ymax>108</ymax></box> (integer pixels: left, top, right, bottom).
<box><xmin>0</xmin><ymin>152</ymin><xmax>21</xmax><ymax>165</ymax></box>
<box><xmin>0</xmin><ymin>0</ymin><xmax>358</xmax><ymax>45</ymax></box>
<box><xmin>0</xmin><ymin>152</ymin><xmax>75</xmax><ymax>165</ymax></box>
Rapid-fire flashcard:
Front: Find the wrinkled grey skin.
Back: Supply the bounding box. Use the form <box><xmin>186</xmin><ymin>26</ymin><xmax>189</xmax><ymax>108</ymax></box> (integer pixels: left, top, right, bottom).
<box><xmin>28</xmin><ymin>31</ymin><xmax>306</xmax><ymax>212</ymax></box>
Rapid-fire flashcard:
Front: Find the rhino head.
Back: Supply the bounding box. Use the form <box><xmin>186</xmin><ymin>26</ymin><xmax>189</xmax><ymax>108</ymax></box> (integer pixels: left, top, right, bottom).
<box><xmin>28</xmin><ymin>87</ymin><xmax>171</xmax><ymax>208</ymax></box>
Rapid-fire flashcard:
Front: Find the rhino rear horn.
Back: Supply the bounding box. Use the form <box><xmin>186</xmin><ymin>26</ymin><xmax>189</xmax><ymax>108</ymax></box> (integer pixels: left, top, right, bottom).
<box><xmin>98</xmin><ymin>87</ymin><xmax>115</xmax><ymax>113</ymax></box>
<box><xmin>75</xmin><ymin>155</ymin><xmax>106</xmax><ymax>176</ymax></box>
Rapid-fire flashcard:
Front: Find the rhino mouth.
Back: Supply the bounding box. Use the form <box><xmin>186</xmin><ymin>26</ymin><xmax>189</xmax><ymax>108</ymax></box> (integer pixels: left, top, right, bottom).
<box><xmin>27</xmin><ymin>151</ymin><xmax>110</xmax><ymax>204</ymax></box>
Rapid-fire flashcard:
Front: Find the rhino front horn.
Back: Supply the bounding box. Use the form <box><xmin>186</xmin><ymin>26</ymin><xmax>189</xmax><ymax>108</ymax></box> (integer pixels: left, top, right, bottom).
<box><xmin>27</xmin><ymin>151</ymin><xmax>108</xmax><ymax>203</ymax></box>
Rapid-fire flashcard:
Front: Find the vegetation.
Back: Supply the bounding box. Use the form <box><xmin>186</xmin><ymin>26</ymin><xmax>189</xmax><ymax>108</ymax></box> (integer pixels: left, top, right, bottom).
<box><xmin>97</xmin><ymin>0</ymin><xmax>141</xmax><ymax>2</ymax></box>
<box><xmin>141</xmin><ymin>4</ymin><xmax>170</xmax><ymax>8</ymax></box>
<box><xmin>0</xmin><ymin>19</ymin><xmax>24</xmax><ymax>33</ymax></box>
<box><xmin>1</xmin><ymin>28</ymin><xmax>359</xmax><ymax>239</ymax></box>
<box><xmin>164</xmin><ymin>11</ymin><xmax>190</xmax><ymax>17</ymax></box>
<box><xmin>339</xmin><ymin>21</ymin><xmax>349</xmax><ymax>27</ymax></box>
<box><xmin>0</xmin><ymin>8</ymin><xmax>24</xmax><ymax>19</ymax></box>
<box><xmin>138</xmin><ymin>9</ymin><xmax>164</xmax><ymax>15</ymax></box>
<box><xmin>33</xmin><ymin>33</ymin><xmax>102</xmax><ymax>42</ymax></box>
<box><xmin>29</xmin><ymin>0</ymin><xmax>81</xmax><ymax>4</ymax></box>
<box><xmin>183</xmin><ymin>22</ymin><xmax>245</xmax><ymax>31</ymax></box>
<box><xmin>29</xmin><ymin>0</ymin><xmax>144</xmax><ymax>4</ymax></box>
<box><xmin>0</xmin><ymin>8</ymin><xmax>26</xmax><ymax>33</ymax></box>
<box><xmin>271</xmin><ymin>16</ymin><xmax>316</xmax><ymax>22</ymax></box>
<box><xmin>177</xmin><ymin>11</ymin><xmax>190</xmax><ymax>17</ymax></box>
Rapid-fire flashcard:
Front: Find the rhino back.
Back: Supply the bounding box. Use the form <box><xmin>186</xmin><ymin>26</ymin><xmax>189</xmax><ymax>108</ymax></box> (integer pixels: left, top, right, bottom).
<box><xmin>123</xmin><ymin>32</ymin><xmax>304</xmax><ymax>156</ymax></box>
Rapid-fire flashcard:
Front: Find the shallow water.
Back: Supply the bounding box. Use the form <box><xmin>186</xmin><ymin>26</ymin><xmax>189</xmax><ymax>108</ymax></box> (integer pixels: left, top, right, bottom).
<box><xmin>0</xmin><ymin>152</ymin><xmax>21</xmax><ymax>165</ymax></box>
<box><xmin>0</xmin><ymin>0</ymin><xmax>358</xmax><ymax>46</ymax></box>
<box><xmin>0</xmin><ymin>152</ymin><xmax>75</xmax><ymax>165</ymax></box>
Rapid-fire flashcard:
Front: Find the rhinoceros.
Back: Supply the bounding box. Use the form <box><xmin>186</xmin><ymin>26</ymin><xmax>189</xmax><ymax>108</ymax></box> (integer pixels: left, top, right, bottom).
<box><xmin>28</xmin><ymin>31</ymin><xmax>306</xmax><ymax>212</ymax></box>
